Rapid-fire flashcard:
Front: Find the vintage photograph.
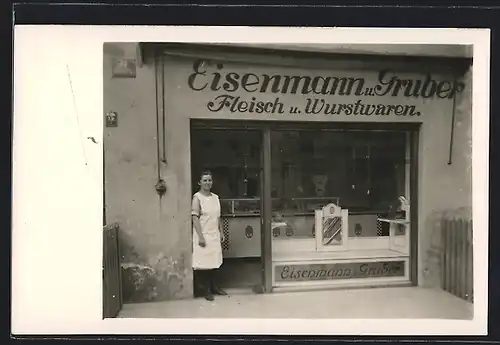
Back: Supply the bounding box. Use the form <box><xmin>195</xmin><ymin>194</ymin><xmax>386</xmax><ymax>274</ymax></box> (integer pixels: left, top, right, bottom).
<box><xmin>102</xmin><ymin>42</ymin><xmax>474</xmax><ymax>320</ymax></box>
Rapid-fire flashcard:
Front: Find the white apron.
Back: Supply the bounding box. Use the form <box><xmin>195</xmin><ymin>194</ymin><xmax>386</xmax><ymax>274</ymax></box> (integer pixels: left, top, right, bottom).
<box><xmin>192</xmin><ymin>192</ymin><xmax>223</xmax><ymax>270</ymax></box>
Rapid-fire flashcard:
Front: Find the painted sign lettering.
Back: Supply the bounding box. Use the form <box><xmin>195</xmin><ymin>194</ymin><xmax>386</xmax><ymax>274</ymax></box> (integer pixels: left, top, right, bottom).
<box><xmin>187</xmin><ymin>60</ymin><xmax>465</xmax><ymax>118</ymax></box>
<box><xmin>275</xmin><ymin>261</ymin><xmax>405</xmax><ymax>282</ymax></box>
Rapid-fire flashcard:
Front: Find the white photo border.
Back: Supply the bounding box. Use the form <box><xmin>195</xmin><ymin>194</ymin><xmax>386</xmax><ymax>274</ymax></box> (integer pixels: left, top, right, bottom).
<box><xmin>12</xmin><ymin>26</ymin><xmax>490</xmax><ymax>335</ymax></box>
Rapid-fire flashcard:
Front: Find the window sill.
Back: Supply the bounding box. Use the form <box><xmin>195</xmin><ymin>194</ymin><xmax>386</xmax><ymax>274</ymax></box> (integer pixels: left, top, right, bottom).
<box><xmin>273</xmin><ymin>248</ymin><xmax>408</xmax><ymax>262</ymax></box>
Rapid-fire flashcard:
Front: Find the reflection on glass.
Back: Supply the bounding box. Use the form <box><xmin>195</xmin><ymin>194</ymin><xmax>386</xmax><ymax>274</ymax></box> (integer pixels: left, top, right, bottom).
<box><xmin>395</xmin><ymin>224</ymin><xmax>406</xmax><ymax>236</ymax></box>
<box><xmin>270</xmin><ymin>129</ymin><xmax>407</xmax><ymax>246</ymax></box>
<box><xmin>388</xmin><ymin>196</ymin><xmax>410</xmax><ymax>237</ymax></box>
<box><xmin>220</xmin><ymin>198</ymin><xmax>260</xmax><ymax>215</ymax></box>
<box><xmin>191</xmin><ymin>129</ymin><xmax>261</xmax><ymax>201</ymax></box>
<box><xmin>270</xmin><ymin>130</ymin><xmax>406</xmax><ymax>214</ymax></box>
<box><xmin>271</xmin><ymin>211</ymin><xmax>316</xmax><ymax>239</ymax></box>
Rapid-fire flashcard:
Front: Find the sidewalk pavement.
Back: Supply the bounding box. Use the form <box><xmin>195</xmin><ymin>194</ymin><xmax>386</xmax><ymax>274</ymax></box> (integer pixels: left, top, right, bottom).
<box><xmin>118</xmin><ymin>286</ymin><xmax>473</xmax><ymax>319</ymax></box>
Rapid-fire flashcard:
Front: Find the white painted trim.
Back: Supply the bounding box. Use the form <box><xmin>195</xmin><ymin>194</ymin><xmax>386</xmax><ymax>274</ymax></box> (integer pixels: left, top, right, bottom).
<box><xmin>272</xmin><ymin>237</ymin><xmax>315</xmax><ymax>253</ymax></box>
<box><xmin>346</xmin><ymin>236</ymin><xmax>390</xmax><ymax>250</ymax></box>
<box><xmin>272</xmin><ymin>281</ymin><xmax>413</xmax><ymax>294</ymax></box>
<box><xmin>271</xmin><ymin>258</ymin><xmax>410</xmax><ymax>287</ymax></box>
<box><xmin>273</xmin><ymin>255</ymin><xmax>409</xmax><ymax>265</ymax></box>
<box><xmin>273</xmin><ymin>277</ymin><xmax>410</xmax><ymax>288</ymax></box>
<box><xmin>272</xmin><ymin>248</ymin><xmax>409</xmax><ymax>262</ymax></box>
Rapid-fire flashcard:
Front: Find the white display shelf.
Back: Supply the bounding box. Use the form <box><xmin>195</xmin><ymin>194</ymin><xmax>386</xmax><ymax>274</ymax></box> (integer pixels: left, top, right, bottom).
<box><xmin>377</xmin><ymin>218</ymin><xmax>410</xmax><ymax>224</ymax></box>
<box><xmin>273</xmin><ymin>248</ymin><xmax>409</xmax><ymax>262</ymax></box>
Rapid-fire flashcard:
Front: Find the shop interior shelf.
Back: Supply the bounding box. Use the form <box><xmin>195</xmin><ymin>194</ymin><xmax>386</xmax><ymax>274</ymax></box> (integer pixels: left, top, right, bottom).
<box><xmin>272</xmin><ymin>248</ymin><xmax>409</xmax><ymax>262</ymax></box>
<box><xmin>377</xmin><ymin>218</ymin><xmax>410</xmax><ymax>224</ymax></box>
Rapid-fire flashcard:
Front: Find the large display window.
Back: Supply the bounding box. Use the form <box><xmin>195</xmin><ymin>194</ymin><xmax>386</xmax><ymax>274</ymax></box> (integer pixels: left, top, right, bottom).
<box><xmin>269</xmin><ymin>129</ymin><xmax>411</xmax><ymax>258</ymax></box>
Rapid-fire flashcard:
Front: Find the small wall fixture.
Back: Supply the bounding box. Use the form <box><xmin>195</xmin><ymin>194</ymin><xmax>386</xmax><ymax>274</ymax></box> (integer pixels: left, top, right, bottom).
<box><xmin>155</xmin><ymin>179</ymin><xmax>167</xmax><ymax>197</ymax></box>
<box><xmin>111</xmin><ymin>58</ymin><xmax>137</xmax><ymax>78</ymax></box>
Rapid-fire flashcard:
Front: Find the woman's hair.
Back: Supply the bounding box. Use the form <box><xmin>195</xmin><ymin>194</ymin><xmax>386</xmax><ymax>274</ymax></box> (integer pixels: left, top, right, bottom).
<box><xmin>198</xmin><ymin>170</ymin><xmax>213</xmax><ymax>181</ymax></box>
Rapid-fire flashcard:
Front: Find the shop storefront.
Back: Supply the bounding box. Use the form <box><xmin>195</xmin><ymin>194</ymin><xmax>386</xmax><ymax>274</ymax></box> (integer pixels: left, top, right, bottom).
<box><xmin>104</xmin><ymin>43</ymin><xmax>472</xmax><ymax>301</ymax></box>
<box><xmin>191</xmin><ymin>120</ymin><xmax>416</xmax><ymax>292</ymax></box>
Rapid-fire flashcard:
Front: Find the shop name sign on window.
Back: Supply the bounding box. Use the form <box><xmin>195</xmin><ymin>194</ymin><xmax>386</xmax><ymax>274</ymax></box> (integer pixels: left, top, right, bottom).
<box><xmin>275</xmin><ymin>261</ymin><xmax>405</xmax><ymax>282</ymax></box>
<box><xmin>187</xmin><ymin>60</ymin><xmax>465</xmax><ymax>117</ymax></box>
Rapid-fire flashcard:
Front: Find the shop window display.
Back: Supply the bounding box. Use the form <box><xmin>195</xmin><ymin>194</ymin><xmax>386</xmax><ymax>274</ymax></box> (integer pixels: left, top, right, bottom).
<box><xmin>270</xmin><ymin>129</ymin><xmax>410</xmax><ymax>259</ymax></box>
<box><xmin>191</xmin><ymin>127</ymin><xmax>411</xmax><ymax>261</ymax></box>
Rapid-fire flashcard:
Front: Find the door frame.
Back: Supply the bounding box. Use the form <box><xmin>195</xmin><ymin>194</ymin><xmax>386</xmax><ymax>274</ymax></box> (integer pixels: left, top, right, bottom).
<box><xmin>409</xmin><ymin>127</ymin><xmax>420</xmax><ymax>286</ymax></box>
<box><xmin>261</xmin><ymin>127</ymin><xmax>273</xmax><ymax>292</ymax></box>
<box><xmin>190</xmin><ymin>119</ymin><xmax>421</xmax><ymax>290</ymax></box>
<box><xmin>190</xmin><ymin>120</ymin><xmax>272</xmax><ymax>292</ymax></box>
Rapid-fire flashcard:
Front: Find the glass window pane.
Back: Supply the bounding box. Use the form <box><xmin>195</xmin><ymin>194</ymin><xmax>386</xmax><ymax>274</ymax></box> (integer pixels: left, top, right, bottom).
<box><xmin>270</xmin><ymin>129</ymin><xmax>408</xmax><ymax>247</ymax></box>
<box><xmin>191</xmin><ymin>129</ymin><xmax>261</xmax><ymax>202</ymax></box>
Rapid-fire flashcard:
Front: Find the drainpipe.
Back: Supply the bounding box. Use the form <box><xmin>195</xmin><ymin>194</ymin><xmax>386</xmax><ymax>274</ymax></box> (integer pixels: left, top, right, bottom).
<box><xmin>161</xmin><ymin>53</ymin><xmax>167</xmax><ymax>164</ymax></box>
<box><xmin>154</xmin><ymin>48</ymin><xmax>167</xmax><ymax>197</ymax></box>
<box><xmin>103</xmin><ymin>140</ymin><xmax>106</xmax><ymax>225</ymax></box>
<box><xmin>447</xmin><ymin>79</ymin><xmax>458</xmax><ymax>165</ymax></box>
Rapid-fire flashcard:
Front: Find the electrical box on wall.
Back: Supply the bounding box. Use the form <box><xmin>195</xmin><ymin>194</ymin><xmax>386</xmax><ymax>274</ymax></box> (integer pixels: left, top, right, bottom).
<box><xmin>105</xmin><ymin>111</ymin><xmax>118</xmax><ymax>127</ymax></box>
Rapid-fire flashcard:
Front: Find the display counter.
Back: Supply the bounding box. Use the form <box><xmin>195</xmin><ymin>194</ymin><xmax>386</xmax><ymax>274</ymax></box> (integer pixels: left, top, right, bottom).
<box><xmin>271</xmin><ymin>202</ymin><xmax>411</xmax><ymax>289</ymax></box>
<box><xmin>220</xmin><ymin>198</ymin><xmax>261</xmax><ymax>258</ymax></box>
<box><xmin>220</xmin><ymin>198</ymin><xmax>411</xmax><ymax>288</ymax></box>
<box><xmin>220</xmin><ymin>197</ymin><xmax>393</xmax><ymax>259</ymax></box>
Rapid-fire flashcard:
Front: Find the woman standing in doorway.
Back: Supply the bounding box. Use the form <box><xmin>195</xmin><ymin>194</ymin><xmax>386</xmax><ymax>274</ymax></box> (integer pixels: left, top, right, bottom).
<box><xmin>192</xmin><ymin>171</ymin><xmax>228</xmax><ymax>301</ymax></box>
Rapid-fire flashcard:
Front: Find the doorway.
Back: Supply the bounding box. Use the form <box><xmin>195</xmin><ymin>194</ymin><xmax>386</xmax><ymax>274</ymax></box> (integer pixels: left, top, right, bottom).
<box><xmin>190</xmin><ymin>125</ymin><xmax>264</xmax><ymax>292</ymax></box>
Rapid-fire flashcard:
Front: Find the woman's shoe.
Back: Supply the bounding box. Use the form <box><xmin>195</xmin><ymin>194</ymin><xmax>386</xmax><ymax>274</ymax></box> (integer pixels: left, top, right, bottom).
<box><xmin>204</xmin><ymin>289</ymin><xmax>214</xmax><ymax>301</ymax></box>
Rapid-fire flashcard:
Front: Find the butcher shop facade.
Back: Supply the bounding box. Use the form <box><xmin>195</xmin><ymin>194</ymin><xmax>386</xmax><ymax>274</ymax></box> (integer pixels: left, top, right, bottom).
<box><xmin>103</xmin><ymin>43</ymin><xmax>472</xmax><ymax>302</ymax></box>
